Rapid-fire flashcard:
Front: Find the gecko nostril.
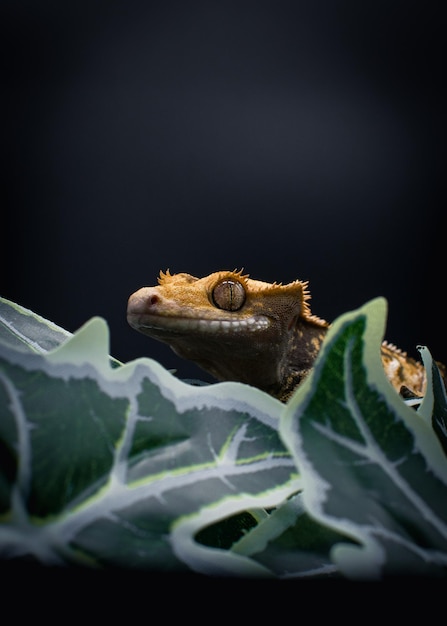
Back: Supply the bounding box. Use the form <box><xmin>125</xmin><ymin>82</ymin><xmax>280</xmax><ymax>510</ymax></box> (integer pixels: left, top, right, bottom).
<box><xmin>148</xmin><ymin>294</ymin><xmax>159</xmax><ymax>306</ymax></box>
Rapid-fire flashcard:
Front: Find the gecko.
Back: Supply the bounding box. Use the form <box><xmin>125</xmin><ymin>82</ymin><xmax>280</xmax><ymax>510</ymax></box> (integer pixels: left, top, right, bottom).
<box><xmin>127</xmin><ymin>269</ymin><xmax>446</xmax><ymax>402</ymax></box>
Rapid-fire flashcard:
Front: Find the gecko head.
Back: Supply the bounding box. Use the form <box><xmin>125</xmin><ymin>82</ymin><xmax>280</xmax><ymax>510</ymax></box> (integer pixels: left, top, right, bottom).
<box><xmin>127</xmin><ymin>269</ymin><xmax>324</xmax><ymax>394</ymax></box>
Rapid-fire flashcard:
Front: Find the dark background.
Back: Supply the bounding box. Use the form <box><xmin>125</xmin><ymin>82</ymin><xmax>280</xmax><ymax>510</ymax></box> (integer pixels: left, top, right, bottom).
<box><xmin>2</xmin><ymin>1</ymin><xmax>444</xmax><ymax>383</ymax></box>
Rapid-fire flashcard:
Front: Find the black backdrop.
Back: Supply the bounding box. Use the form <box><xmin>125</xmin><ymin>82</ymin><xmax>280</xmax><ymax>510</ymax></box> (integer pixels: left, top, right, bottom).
<box><xmin>2</xmin><ymin>1</ymin><xmax>444</xmax><ymax>384</ymax></box>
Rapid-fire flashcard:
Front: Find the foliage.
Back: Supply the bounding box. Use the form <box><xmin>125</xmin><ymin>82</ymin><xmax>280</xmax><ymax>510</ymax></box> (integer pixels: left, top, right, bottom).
<box><xmin>1</xmin><ymin>296</ymin><xmax>447</xmax><ymax>579</ymax></box>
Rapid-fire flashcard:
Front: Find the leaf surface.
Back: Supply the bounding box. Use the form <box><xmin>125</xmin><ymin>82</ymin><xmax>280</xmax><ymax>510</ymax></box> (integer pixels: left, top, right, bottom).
<box><xmin>0</xmin><ymin>317</ymin><xmax>297</xmax><ymax>575</ymax></box>
<box><xmin>280</xmin><ymin>297</ymin><xmax>447</xmax><ymax>579</ymax></box>
<box><xmin>0</xmin><ymin>297</ymin><xmax>72</xmax><ymax>355</ymax></box>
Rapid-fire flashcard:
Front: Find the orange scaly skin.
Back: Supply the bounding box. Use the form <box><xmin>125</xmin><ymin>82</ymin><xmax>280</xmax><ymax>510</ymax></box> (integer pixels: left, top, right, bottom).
<box><xmin>127</xmin><ymin>269</ymin><xmax>445</xmax><ymax>402</ymax></box>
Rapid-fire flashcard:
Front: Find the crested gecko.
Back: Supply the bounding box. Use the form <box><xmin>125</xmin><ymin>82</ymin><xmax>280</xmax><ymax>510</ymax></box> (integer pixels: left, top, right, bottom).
<box><xmin>127</xmin><ymin>269</ymin><xmax>446</xmax><ymax>402</ymax></box>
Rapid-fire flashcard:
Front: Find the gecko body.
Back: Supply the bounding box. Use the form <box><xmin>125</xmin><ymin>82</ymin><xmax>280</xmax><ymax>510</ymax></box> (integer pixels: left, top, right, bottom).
<box><xmin>127</xmin><ymin>269</ymin><xmax>445</xmax><ymax>402</ymax></box>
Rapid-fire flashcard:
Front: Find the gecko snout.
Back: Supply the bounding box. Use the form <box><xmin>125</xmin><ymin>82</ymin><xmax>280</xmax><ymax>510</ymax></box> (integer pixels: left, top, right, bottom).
<box><xmin>127</xmin><ymin>287</ymin><xmax>161</xmax><ymax>316</ymax></box>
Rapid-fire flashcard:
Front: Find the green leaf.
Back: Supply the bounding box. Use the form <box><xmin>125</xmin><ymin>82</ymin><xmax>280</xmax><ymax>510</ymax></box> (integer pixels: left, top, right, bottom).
<box><xmin>0</xmin><ymin>316</ymin><xmax>297</xmax><ymax>575</ymax></box>
<box><xmin>0</xmin><ymin>297</ymin><xmax>72</xmax><ymax>355</ymax></box>
<box><xmin>0</xmin><ymin>296</ymin><xmax>121</xmax><ymax>368</ymax></box>
<box><xmin>280</xmin><ymin>297</ymin><xmax>447</xmax><ymax>580</ymax></box>
<box><xmin>417</xmin><ymin>346</ymin><xmax>447</xmax><ymax>456</ymax></box>
<box><xmin>229</xmin><ymin>491</ymin><xmax>348</xmax><ymax>578</ymax></box>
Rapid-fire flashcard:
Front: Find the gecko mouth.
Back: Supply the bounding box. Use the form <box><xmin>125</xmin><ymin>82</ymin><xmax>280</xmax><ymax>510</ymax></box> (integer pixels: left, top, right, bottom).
<box><xmin>128</xmin><ymin>313</ymin><xmax>271</xmax><ymax>336</ymax></box>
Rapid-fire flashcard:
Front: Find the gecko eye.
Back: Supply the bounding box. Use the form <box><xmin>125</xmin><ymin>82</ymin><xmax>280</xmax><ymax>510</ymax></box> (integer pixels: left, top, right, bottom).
<box><xmin>212</xmin><ymin>280</ymin><xmax>246</xmax><ymax>311</ymax></box>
